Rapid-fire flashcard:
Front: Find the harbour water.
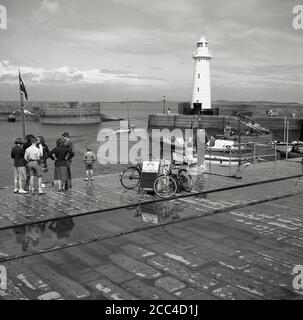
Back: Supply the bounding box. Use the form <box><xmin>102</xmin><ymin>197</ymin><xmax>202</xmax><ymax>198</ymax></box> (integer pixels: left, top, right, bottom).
<box><xmin>0</xmin><ymin>101</ymin><xmax>177</xmax><ymax>186</ymax></box>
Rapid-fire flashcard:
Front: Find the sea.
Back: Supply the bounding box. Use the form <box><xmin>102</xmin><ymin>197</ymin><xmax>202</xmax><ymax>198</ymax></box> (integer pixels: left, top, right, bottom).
<box><xmin>0</xmin><ymin>101</ymin><xmax>178</xmax><ymax>186</ymax></box>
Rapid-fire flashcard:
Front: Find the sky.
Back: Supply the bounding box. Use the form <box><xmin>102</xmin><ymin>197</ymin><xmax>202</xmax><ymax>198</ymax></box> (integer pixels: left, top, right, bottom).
<box><xmin>0</xmin><ymin>0</ymin><xmax>302</xmax><ymax>102</ymax></box>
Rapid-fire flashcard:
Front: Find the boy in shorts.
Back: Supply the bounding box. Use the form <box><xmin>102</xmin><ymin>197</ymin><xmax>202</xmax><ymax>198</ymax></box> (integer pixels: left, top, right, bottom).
<box><xmin>24</xmin><ymin>137</ymin><xmax>45</xmax><ymax>195</ymax></box>
<box><xmin>84</xmin><ymin>148</ymin><xmax>96</xmax><ymax>181</ymax></box>
<box><xmin>11</xmin><ymin>138</ymin><xmax>28</xmax><ymax>194</ymax></box>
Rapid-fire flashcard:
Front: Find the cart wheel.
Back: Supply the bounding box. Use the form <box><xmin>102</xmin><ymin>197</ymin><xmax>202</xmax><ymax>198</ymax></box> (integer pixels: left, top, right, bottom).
<box><xmin>154</xmin><ymin>175</ymin><xmax>177</xmax><ymax>198</ymax></box>
<box><xmin>120</xmin><ymin>167</ymin><xmax>141</xmax><ymax>189</ymax></box>
<box><xmin>178</xmin><ymin>169</ymin><xmax>193</xmax><ymax>192</ymax></box>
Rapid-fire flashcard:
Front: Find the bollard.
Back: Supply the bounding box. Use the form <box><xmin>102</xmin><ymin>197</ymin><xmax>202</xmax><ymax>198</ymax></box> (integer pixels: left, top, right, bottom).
<box><xmin>229</xmin><ymin>147</ymin><xmax>232</xmax><ymax>172</ymax></box>
<box><xmin>274</xmin><ymin>143</ymin><xmax>277</xmax><ymax>167</ymax></box>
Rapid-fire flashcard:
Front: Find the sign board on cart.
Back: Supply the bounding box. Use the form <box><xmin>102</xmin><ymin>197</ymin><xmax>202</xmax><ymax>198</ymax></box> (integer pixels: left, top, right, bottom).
<box><xmin>140</xmin><ymin>161</ymin><xmax>160</xmax><ymax>191</ymax></box>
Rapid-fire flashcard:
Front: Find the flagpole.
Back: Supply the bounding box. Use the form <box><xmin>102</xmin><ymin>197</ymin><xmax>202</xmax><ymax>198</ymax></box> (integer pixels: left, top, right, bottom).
<box><xmin>19</xmin><ymin>86</ymin><xmax>26</xmax><ymax>140</ymax></box>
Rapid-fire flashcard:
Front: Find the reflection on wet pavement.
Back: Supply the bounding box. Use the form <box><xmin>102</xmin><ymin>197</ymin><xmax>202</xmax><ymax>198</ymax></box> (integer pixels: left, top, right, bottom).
<box><xmin>1</xmin><ymin>189</ymin><xmax>302</xmax><ymax>300</ymax></box>
<box><xmin>1</xmin><ymin>177</ymin><xmax>302</xmax><ymax>263</ymax></box>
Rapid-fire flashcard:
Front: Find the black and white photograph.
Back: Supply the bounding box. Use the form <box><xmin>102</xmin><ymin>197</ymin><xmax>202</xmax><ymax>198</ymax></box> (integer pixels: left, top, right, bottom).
<box><xmin>0</xmin><ymin>0</ymin><xmax>303</xmax><ymax>305</ymax></box>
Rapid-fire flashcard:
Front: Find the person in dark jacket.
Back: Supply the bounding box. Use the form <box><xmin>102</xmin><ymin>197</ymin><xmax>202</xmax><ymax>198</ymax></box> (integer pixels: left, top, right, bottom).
<box><xmin>62</xmin><ymin>132</ymin><xmax>73</xmax><ymax>189</ymax></box>
<box><xmin>48</xmin><ymin>138</ymin><xmax>74</xmax><ymax>193</ymax></box>
<box><xmin>37</xmin><ymin>136</ymin><xmax>50</xmax><ymax>188</ymax></box>
<box><xmin>11</xmin><ymin>138</ymin><xmax>28</xmax><ymax>194</ymax></box>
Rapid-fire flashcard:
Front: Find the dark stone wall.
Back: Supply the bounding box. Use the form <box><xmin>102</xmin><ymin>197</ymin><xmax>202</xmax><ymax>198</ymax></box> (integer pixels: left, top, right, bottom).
<box><xmin>178</xmin><ymin>102</ymin><xmax>303</xmax><ymax>118</ymax></box>
<box><xmin>148</xmin><ymin>114</ymin><xmax>303</xmax><ymax>141</ymax></box>
<box><xmin>0</xmin><ymin>101</ymin><xmax>101</xmax><ymax>112</ymax></box>
<box><xmin>0</xmin><ymin>101</ymin><xmax>101</xmax><ymax>124</ymax></box>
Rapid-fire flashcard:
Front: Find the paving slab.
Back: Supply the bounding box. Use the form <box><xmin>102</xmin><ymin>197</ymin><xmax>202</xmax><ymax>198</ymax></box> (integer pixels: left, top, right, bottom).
<box><xmin>122</xmin><ymin>279</ymin><xmax>176</xmax><ymax>300</ymax></box>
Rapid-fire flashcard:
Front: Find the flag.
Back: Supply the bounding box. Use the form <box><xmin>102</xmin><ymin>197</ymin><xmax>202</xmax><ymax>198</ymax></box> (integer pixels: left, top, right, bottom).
<box><xmin>19</xmin><ymin>70</ymin><xmax>28</xmax><ymax>100</ymax></box>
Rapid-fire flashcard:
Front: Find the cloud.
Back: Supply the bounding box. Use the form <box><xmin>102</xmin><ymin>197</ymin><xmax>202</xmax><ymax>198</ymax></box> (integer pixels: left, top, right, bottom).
<box><xmin>110</xmin><ymin>0</ymin><xmax>197</xmax><ymax>18</ymax></box>
<box><xmin>100</xmin><ymin>68</ymin><xmax>132</xmax><ymax>75</ymax></box>
<box><xmin>211</xmin><ymin>62</ymin><xmax>303</xmax><ymax>90</ymax></box>
<box><xmin>0</xmin><ymin>60</ymin><xmax>168</xmax><ymax>86</ymax></box>
<box><xmin>41</xmin><ymin>0</ymin><xmax>60</xmax><ymax>14</ymax></box>
<box><xmin>61</xmin><ymin>27</ymin><xmax>194</xmax><ymax>57</ymax></box>
<box><xmin>32</xmin><ymin>0</ymin><xmax>60</xmax><ymax>23</ymax></box>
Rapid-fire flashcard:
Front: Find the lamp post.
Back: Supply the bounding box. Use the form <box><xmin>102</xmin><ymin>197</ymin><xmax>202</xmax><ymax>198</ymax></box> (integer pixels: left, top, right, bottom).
<box><xmin>235</xmin><ymin>117</ymin><xmax>242</xmax><ymax>179</ymax></box>
<box><xmin>163</xmin><ymin>96</ymin><xmax>166</xmax><ymax>114</ymax></box>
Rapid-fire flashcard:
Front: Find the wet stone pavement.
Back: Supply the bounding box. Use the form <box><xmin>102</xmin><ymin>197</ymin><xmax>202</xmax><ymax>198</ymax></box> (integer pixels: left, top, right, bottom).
<box><xmin>0</xmin><ymin>159</ymin><xmax>303</xmax><ymax>300</ymax></box>
<box><xmin>0</xmin><ymin>159</ymin><xmax>302</xmax><ymax>228</ymax></box>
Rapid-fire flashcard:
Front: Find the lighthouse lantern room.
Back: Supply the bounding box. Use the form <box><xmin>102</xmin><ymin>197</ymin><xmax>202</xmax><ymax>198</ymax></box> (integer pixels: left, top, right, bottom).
<box><xmin>191</xmin><ymin>35</ymin><xmax>212</xmax><ymax>110</ymax></box>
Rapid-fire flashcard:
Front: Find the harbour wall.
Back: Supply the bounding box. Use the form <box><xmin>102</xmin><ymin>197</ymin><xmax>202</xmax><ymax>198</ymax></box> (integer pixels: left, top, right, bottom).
<box><xmin>0</xmin><ymin>101</ymin><xmax>101</xmax><ymax>124</ymax></box>
<box><xmin>211</xmin><ymin>102</ymin><xmax>303</xmax><ymax>118</ymax></box>
<box><xmin>148</xmin><ymin>114</ymin><xmax>303</xmax><ymax>141</ymax></box>
<box><xmin>39</xmin><ymin>108</ymin><xmax>101</xmax><ymax>124</ymax></box>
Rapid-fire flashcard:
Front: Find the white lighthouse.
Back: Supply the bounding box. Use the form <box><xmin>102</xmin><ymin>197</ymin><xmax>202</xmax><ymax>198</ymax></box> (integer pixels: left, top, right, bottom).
<box><xmin>191</xmin><ymin>35</ymin><xmax>212</xmax><ymax>110</ymax></box>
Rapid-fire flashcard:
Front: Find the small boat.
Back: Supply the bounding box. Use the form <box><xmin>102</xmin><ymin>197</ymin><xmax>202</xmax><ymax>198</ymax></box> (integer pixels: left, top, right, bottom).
<box><xmin>8</xmin><ymin>113</ymin><xmax>16</xmax><ymax>122</ymax></box>
<box><xmin>205</xmin><ymin>155</ymin><xmax>243</xmax><ymax>166</ymax></box>
<box><xmin>206</xmin><ymin>139</ymin><xmax>250</xmax><ymax>152</ymax></box>
<box><xmin>173</xmin><ymin>150</ymin><xmax>249</xmax><ymax>167</ymax></box>
<box><xmin>278</xmin><ymin>151</ymin><xmax>301</xmax><ymax>159</ymax></box>
<box><xmin>273</xmin><ymin>142</ymin><xmax>293</xmax><ymax>153</ymax></box>
<box><xmin>292</xmin><ymin>141</ymin><xmax>303</xmax><ymax>154</ymax></box>
<box><xmin>100</xmin><ymin>113</ymin><xmax>124</xmax><ymax>122</ymax></box>
<box><xmin>114</xmin><ymin>101</ymin><xmax>136</xmax><ymax>134</ymax></box>
<box><xmin>115</xmin><ymin>128</ymin><xmax>131</xmax><ymax>134</ymax></box>
<box><xmin>115</xmin><ymin>125</ymin><xmax>137</xmax><ymax>135</ymax></box>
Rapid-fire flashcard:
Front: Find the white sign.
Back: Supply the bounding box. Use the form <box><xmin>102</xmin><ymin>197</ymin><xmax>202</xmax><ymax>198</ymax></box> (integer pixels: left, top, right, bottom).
<box><xmin>142</xmin><ymin>161</ymin><xmax>160</xmax><ymax>173</ymax></box>
<box><xmin>0</xmin><ymin>265</ymin><xmax>7</xmax><ymax>291</ymax></box>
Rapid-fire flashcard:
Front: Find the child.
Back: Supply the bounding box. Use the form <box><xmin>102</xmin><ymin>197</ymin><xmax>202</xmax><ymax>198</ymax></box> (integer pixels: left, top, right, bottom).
<box><xmin>24</xmin><ymin>137</ymin><xmax>45</xmax><ymax>195</ymax></box>
<box><xmin>11</xmin><ymin>138</ymin><xmax>28</xmax><ymax>194</ymax></box>
<box><xmin>84</xmin><ymin>148</ymin><xmax>97</xmax><ymax>181</ymax></box>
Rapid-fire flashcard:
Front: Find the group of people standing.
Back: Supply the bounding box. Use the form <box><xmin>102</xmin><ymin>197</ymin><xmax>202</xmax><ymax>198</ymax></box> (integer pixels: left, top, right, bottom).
<box><xmin>11</xmin><ymin>132</ymin><xmax>74</xmax><ymax>194</ymax></box>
